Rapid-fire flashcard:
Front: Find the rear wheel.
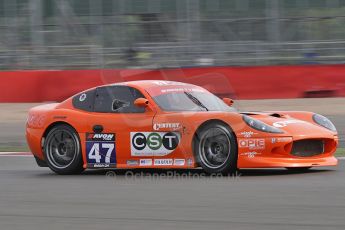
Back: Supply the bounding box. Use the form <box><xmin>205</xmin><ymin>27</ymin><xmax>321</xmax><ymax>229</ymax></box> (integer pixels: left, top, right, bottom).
<box><xmin>44</xmin><ymin>124</ymin><xmax>84</xmax><ymax>175</ymax></box>
<box><xmin>194</xmin><ymin>122</ymin><xmax>237</xmax><ymax>174</ymax></box>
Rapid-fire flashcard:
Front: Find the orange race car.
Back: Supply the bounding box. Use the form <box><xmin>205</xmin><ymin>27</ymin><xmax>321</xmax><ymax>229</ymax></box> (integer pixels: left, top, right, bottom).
<box><xmin>26</xmin><ymin>80</ymin><xmax>338</xmax><ymax>175</ymax></box>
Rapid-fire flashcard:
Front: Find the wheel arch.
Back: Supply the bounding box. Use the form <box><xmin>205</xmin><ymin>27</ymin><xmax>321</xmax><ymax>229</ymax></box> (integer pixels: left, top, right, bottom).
<box><xmin>42</xmin><ymin>121</ymin><xmax>78</xmax><ymax>147</ymax></box>
<box><xmin>193</xmin><ymin>119</ymin><xmax>236</xmax><ymax>138</ymax></box>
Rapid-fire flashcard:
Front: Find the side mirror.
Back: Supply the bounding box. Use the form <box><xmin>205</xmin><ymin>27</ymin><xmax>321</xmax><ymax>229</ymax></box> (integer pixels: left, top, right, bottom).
<box><xmin>134</xmin><ymin>98</ymin><xmax>149</xmax><ymax>108</ymax></box>
<box><xmin>223</xmin><ymin>98</ymin><xmax>234</xmax><ymax>106</ymax></box>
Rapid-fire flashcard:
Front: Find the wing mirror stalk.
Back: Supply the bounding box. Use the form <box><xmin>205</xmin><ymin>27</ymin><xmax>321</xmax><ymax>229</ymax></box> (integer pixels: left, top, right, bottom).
<box><xmin>134</xmin><ymin>98</ymin><xmax>154</xmax><ymax>113</ymax></box>
<box><xmin>134</xmin><ymin>98</ymin><xmax>149</xmax><ymax>107</ymax></box>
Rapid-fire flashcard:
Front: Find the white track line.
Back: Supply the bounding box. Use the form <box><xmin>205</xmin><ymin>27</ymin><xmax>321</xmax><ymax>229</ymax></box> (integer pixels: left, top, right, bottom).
<box><xmin>0</xmin><ymin>155</ymin><xmax>33</xmax><ymax>157</ymax></box>
<box><xmin>0</xmin><ymin>152</ymin><xmax>32</xmax><ymax>157</ymax></box>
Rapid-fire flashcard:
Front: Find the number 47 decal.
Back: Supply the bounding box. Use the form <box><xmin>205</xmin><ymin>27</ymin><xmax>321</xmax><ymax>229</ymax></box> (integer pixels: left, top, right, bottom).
<box><xmin>88</xmin><ymin>143</ymin><xmax>114</xmax><ymax>163</ymax></box>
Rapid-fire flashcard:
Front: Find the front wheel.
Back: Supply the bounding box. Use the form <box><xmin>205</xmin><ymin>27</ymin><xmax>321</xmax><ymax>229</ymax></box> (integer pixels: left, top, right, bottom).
<box><xmin>194</xmin><ymin>122</ymin><xmax>237</xmax><ymax>174</ymax></box>
<box><xmin>44</xmin><ymin>124</ymin><xmax>84</xmax><ymax>175</ymax></box>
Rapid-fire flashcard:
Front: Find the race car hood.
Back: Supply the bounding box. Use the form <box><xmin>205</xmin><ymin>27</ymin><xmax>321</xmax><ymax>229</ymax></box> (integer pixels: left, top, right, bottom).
<box><xmin>240</xmin><ymin>111</ymin><xmax>336</xmax><ymax>138</ymax></box>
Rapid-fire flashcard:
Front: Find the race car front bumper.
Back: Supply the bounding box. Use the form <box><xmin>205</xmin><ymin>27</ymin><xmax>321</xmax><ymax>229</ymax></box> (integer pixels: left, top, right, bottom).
<box><xmin>237</xmin><ymin>135</ymin><xmax>338</xmax><ymax>168</ymax></box>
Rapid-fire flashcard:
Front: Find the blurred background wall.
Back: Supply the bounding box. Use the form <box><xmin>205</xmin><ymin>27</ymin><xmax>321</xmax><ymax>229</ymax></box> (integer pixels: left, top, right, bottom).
<box><xmin>1</xmin><ymin>0</ymin><xmax>345</xmax><ymax>70</ymax></box>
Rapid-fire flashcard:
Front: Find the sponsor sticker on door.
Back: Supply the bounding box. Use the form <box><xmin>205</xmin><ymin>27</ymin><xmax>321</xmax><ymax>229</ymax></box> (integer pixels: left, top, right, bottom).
<box><xmin>139</xmin><ymin>159</ymin><xmax>153</xmax><ymax>166</ymax></box>
<box><xmin>127</xmin><ymin>160</ymin><xmax>139</xmax><ymax>166</ymax></box>
<box><xmin>154</xmin><ymin>159</ymin><xmax>173</xmax><ymax>166</ymax></box>
<box><xmin>131</xmin><ymin>132</ymin><xmax>180</xmax><ymax>156</ymax></box>
<box><xmin>153</xmin><ymin>123</ymin><xmax>181</xmax><ymax>131</ymax></box>
<box><xmin>86</xmin><ymin>133</ymin><xmax>116</xmax><ymax>168</ymax></box>
<box><xmin>173</xmin><ymin>159</ymin><xmax>185</xmax><ymax>166</ymax></box>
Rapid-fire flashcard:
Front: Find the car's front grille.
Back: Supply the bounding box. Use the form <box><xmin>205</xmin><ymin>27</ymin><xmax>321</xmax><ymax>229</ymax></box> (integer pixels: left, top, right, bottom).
<box><xmin>291</xmin><ymin>140</ymin><xmax>324</xmax><ymax>157</ymax></box>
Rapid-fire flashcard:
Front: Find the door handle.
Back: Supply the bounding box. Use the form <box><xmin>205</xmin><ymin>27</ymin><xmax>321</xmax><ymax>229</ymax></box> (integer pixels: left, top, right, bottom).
<box><xmin>93</xmin><ymin>125</ymin><xmax>103</xmax><ymax>133</ymax></box>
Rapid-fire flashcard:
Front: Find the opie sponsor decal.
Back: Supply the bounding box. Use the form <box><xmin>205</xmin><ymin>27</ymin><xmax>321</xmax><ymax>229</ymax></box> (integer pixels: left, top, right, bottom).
<box><xmin>131</xmin><ymin>132</ymin><xmax>180</xmax><ymax>156</ymax></box>
<box><xmin>239</xmin><ymin>139</ymin><xmax>265</xmax><ymax>150</ymax></box>
<box><xmin>86</xmin><ymin>133</ymin><xmax>116</xmax><ymax>168</ymax></box>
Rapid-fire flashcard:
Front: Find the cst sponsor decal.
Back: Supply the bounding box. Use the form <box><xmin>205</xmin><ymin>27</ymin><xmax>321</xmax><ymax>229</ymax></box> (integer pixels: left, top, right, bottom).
<box><xmin>173</xmin><ymin>159</ymin><xmax>185</xmax><ymax>166</ymax></box>
<box><xmin>153</xmin><ymin>123</ymin><xmax>181</xmax><ymax>131</ymax></box>
<box><xmin>139</xmin><ymin>159</ymin><xmax>153</xmax><ymax>166</ymax></box>
<box><xmin>240</xmin><ymin>151</ymin><xmax>261</xmax><ymax>158</ymax></box>
<box><xmin>154</xmin><ymin>159</ymin><xmax>173</xmax><ymax>166</ymax></box>
<box><xmin>240</xmin><ymin>131</ymin><xmax>257</xmax><ymax>138</ymax></box>
<box><xmin>239</xmin><ymin>139</ymin><xmax>265</xmax><ymax>150</ymax></box>
<box><xmin>131</xmin><ymin>132</ymin><xmax>180</xmax><ymax>156</ymax></box>
<box><xmin>273</xmin><ymin>120</ymin><xmax>304</xmax><ymax>128</ymax></box>
<box><xmin>127</xmin><ymin>160</ymin><xmax>139</xmax><ymax>166</ymax></box>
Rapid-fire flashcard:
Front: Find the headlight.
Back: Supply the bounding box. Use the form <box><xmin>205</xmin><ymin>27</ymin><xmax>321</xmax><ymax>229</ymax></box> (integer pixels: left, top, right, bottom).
<box><xmin>243</xmin><ymin>115</ymin><xmax>284</xmax><ymax>133</ymax></box>
<box><xmin>313</xmin><ymin>114</ymin><xmax>337</xmax><ymax>132</ymax></box>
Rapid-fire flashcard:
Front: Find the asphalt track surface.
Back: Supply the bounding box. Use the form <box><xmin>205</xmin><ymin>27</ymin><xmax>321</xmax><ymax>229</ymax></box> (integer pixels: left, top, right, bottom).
<box><xmin>0</xmin><ymin>155</ymin><xmax>344</xmax><ymax>230</ymax></box>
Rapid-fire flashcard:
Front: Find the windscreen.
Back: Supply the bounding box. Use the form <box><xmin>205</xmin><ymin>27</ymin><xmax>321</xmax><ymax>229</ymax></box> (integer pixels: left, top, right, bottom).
<box><xmin>146</xmin><ymin>83</ymin><xmax>236</xmax><ymax>112</ymax></box>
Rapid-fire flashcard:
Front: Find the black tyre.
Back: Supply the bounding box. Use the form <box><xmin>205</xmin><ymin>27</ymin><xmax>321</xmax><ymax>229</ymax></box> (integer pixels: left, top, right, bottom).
<box><xmin>286</xmin><ymin>167</ymin><xmax>311</xmax><ymax>172</ymax></box>
<box><xmin>194</xmin><ymin>122</ymin><xmax>237</xmax><ymax>174</ymax></box>
<box><xmin>44</xmin><ymin>124</ymin><xmax>84</xmax><ymax>175</ymax></box>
